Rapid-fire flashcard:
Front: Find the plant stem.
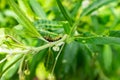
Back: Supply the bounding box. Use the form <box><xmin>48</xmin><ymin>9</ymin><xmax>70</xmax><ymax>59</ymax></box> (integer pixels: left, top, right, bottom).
<box><xmin>34</xmin><ymin>34</ymin><xmax>67</xmax><ymax>53</ymax></box>
<box><xmin>0</xmin><ymin>47</ymin><xmax>30</xmax><ymax>54</ymax></box>
<box><xmin>51</xmin><ymin>43</ymin><xmax>65</xmax><ymax>74</ymax></box>
<box><xmin>18</xmin><ymin>54</ymin><xmax>26</xmax><ymax>80</ymax></box>
<box><xmin>84</xmin><ymin>44</ymin><xmax>95</xmax><ymax>58</ymax></box>
<box><xmin>70</xmin><ymin>18</ymin><xmax>80</xmax><ymax>36</ymax></box>
<box><xmin>0</xmin><ymin>55</ymin><xmax>12</xmax><ymax>64</ymax></box>
<box><xmin>0</xmin><ymin>35</ymin><xmax>67</xmax><ymax>55</ymax></box>
<box><xmin>6</xmin><ymin>35</ymin><xmax>23</xmax><ymax>45</ymax></box>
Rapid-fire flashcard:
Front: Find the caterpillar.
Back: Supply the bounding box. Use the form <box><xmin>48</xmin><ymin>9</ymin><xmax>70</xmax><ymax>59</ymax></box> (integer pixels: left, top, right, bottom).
<box><xmin>44</xmin><ymin>36</ymin><xmax>61</xmax><ymax>42</ymax></box>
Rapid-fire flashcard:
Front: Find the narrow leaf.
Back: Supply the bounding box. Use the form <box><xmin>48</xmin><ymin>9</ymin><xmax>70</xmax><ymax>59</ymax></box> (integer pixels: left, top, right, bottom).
<box><xmin>29</xmin><ymin>0</ymin><xmax>47</xmax><ymax>19</ymax></box>
<box><xmin>109</xmin><ymin>30</ymin><xmax>120</xmax><ymax>37</ymax></box>
<box><xmin>62</xmin><ymin>41</ymin><xmax>80</xmax><ymax>73</ymax></box>
<box><xmin>34</xmin><ymin>19</ymin><xmax>64</xmax><ymax>28</ymax></box>
<box><xmin>70</xmin><ymin>0</ymin><xmax>117</xmax><ymax>37</ymax></box>
<box><xmin>29</xmin><ymin>49</ymin><xmax>47</xmax><ymax>79</ymax></box>
<box><xmin>1</xmin><ymin>61</ymin><xmax>20</xmax><ymax>79</ymax></box>
<box><xmin>71</xmin><ymin>1</ymin><xmax>82</xmax><ymax>17</ymax></box>
<box><xmin>62</xmin><ymin>22</ymin><xmax>71</xmax><ymax>34</ymax></box>
<box><xmin>18</xmin><ymin>0</ymin><xmax>35</xmax><ymax>20</ymax></box>
<box><xmin>80</xmin><ymin>0</ymin><xmax>117</xmax><ymax>17</ymax></box>
<box><xmin>0</xmin><ymin>28</ymin><xmax>5</xmax><ymax>45</ymax></box>
<box><xmin>34</xmin><ymin>19</ymin><xmax>71</xmax><ymax>34</ymax></box>
<box><xmin>56</xmin><ymin>0</ymin><xmax>73</xmax><ymax>26</ymax></box>
<box><xmin>8</xmin><ymin>0</ymin><xmax>41</xmax><ymax>38</ymax></box>
<box><xmin>44</xmin><ymin>48</ymin><xmax>54</xmax><ymax>72</ymax></box>
<box><xmin>75</xmin><ymin>36</ymin><xmax>120</xmax><ymax>45</ymax></box>
<box><xmin>103</xmin><ymin>45</ymin><xmax>112</xmax><ymax>71</ymax></box>
<box><xmin>0</xmin><ymin>54</ymin><xmax>23</xmax><ymax>78</ymax></box>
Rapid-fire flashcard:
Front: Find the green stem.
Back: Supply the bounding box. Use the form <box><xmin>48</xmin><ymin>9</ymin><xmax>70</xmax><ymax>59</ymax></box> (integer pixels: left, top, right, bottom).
<box><xmin>0</xmin><ymin>35</ymin><xmax>67</xmax><ymax>55</ymax></box>
<box><xmin>69</xmin><ymin>18</ymin><xmax>80</xmax><ymax>36</ymax></box>
<box><xmin>34</xmin><ymin>34</ymin><xmax>67</xmax><ymax>53</ymax></box>
<box><xmin>84</xmin><ymin>44</ymin><xmax>94</xmax><ymax>58</ymax></box>
<box><xmin>51</xmin><ymin>43</ymin><xmax>65</xmax><ymax>74</ymax></box>
<box><xmin>0</xmin><ymin>55</ymin><xmax>12</xmax><ymax>64</ymax></box>
<box><xmin>0</xmin><ymin>35</ymin><xmax>67</xmax><ymax>79</ymax></box>
<box><xmin>18</xmin><ymin>54</ymin><xmax>26</xmax><ymax>80</ymax></box>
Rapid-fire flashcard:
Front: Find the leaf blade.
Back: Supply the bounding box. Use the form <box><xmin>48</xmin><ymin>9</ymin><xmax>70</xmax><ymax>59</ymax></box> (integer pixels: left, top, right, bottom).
<box><xmin>29</xmin><ymin>0</ymin><xmax>47</xmax><ymax>19</ymax></box>
<box><xmin>103</xmin><ymin>45</ymin><xmax>112</xmax><ymax>71</ymax></box>
<box><xmin>75</xmin><ymin>36</ymin><xmax>120</xmax><ymax>45</ymax></box>
<box><xmin>8</xmin><ymin>0</ymin><xmax>41</xmax><ymax>38</ymax></box>
<box><xmin>80</xmin><ymin>0</ymin><xmax>117</xmax><ymax>17</ymax></box>
<box><xmin>56</xmin><ymin>0</ymin><xmax>73</xmax><ymax>26</ymax></box>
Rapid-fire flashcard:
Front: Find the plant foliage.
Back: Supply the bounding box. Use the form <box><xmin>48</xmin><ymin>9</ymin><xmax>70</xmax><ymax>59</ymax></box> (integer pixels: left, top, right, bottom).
<box><xmin>0</xmin><ymin>0</ymin><xmax>120</xmax><ymax>80</ymax></box>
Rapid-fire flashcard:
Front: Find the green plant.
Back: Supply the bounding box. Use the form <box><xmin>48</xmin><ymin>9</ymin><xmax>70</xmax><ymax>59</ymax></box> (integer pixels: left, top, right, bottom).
<box><xmin>0</xmin><ymin>0</ymin><xmax>120</xmax><ymax>80</ymax></box>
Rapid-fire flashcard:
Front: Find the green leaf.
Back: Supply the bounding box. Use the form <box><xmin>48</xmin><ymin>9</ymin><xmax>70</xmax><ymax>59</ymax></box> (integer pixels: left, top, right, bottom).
<box><xmin>80</xmin><ymin>0</ymin><xmax>117</xmax><ymax>17</ymax></box>
<box><xmin>44</xmin><ymin>48</ymin><xmax>55</xmax><ymax>72</ymax></box>
<box><xmin>70</xmin><ymin>0</ymin><xmax>117</xmax><ymax>36</ymax></box>
<box><xmin>8</xmin><ymin>0</ymin><xmax>41</xmax><ymax>38</ymax></box>
<box><xmin>109</xmin><ymin>30</ymin><xmax>120</xmax><ymax>37</ymax></box>
<box><xmin>103</xmin><ymin>45</ymin><xmax>112</xmax><ymax>71</ymax></box>
<box><xmin>62</xmin><ymin>41</ymin><xmax>80</xmax><ymax>73</ymax></box>
<box><xmin>1</xmin><ymin>60</ymin><xmax>20</xmax><ymax>80</ymax></box>
<box><xmin>0</xmin><ymin>54</ymin><xmax>23</xmax><ymax>79</ymax></box>
<box><xmin>75</xmin><ymin>36</ymin><xmax>120</xmax><ymax>45</ymax></box>
<box><xmin>90</xmin><ymin>15</ymin><xmax>100</xmax><ymax>33</ymax></box>
<box><xmin>18</xmin><ymin>0</ymin><xmax>35</xmax><ymax>20</ymax></box>
<box><xmin>0</xmin><ymin>28</ymin><xmax>5</xmax><ymax>45</ymax></box>
<box><xmin>71</xmin><ymin>1</ymin><xmax>82</xmax><ymax>17</ymax></box>
<box><xmin>34</xmin><ymin>19</ymin><xmax>71</xmax><ymax>34</ymax></box>
<box><xmin>29</xmin><ymin>49</ymin><xmax>47</xmax><ymax>79</ymax></box>
<box><xmin>62</xmin><ymin>22</ymin><xmax>71</xmax><ymax>34</ymax></box>
<box><xmin>56</xmin><ymin>0</ymin><xmax>73</xmax><ymax>26</ymax></box>
<box><xmin>34</xmin><ymin>19</ymin><xmax>64</xmax><ymax>28</ymax></box>
<box><xmin>29</xmin><ymin>0</ymin><xmax>47</xmax><ymax>19</ymax></box>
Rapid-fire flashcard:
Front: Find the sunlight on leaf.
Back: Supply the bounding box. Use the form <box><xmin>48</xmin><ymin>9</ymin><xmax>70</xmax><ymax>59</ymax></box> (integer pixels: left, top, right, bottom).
<box><xmin>103</xmin><ymin>45</ymin><xmax>112</xmax><ymax>71</ymax></box>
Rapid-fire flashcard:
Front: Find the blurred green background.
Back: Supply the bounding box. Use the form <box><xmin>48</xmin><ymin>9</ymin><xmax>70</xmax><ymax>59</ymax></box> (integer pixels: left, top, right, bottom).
<box><xmin>0</xmin><ymin>0</ymin><xmax>120</xmax><ymax>80</ymax></box>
